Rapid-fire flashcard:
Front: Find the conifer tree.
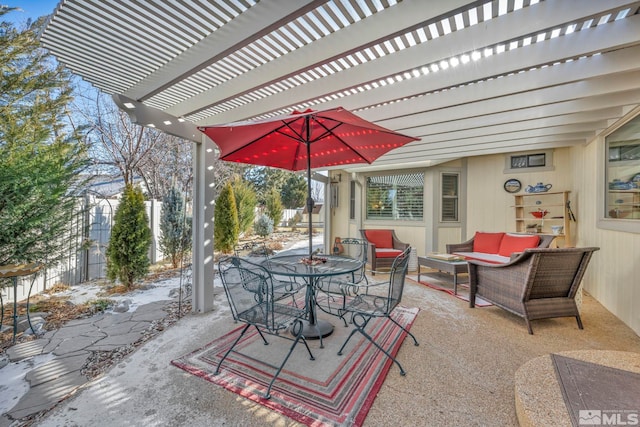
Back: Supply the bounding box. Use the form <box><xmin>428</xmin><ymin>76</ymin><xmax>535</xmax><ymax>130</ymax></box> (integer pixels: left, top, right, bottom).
<box><xmin>265</xmin><ymin>188</ymin><xmax>284</xmax><ymax>229</ymax></box>
<box><xmin>0</xmin><ymin>12</ymin><xmax>88</xmax><ymax>265</ymax></box>
<box><xmin>106</xmin><ymin>184</ymin><xmax>152</xmax><ymax>288</ymax></box>
<box><xmin>231</xmin><ymin>176</ymin><xmax>257</xmax><ymax>236</ymax></box>
<box><xmin>159</xmin><ymin>186</ymin><xmax>191</xmax><ymax>268</ymax></box>
<box><xmin>281</xmin><ymin>174</ymin><xmax>307</xmax><ymax>209</ymax></box>
<box><xmin>214</xmin><ymin>182</ymin><xmax>239</xmax><ymax>253</ymax></box>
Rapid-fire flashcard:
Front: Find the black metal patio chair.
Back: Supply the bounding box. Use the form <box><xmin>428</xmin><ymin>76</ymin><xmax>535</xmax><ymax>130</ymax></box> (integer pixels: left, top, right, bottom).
<box><xmin>234</xmin><ymin>241</ymin><xmax>304</xmax><ymax>306</ymax></box>
<box><xmin>216</xmin><ymin>256</ymin><xmax>315</xmax><ymax>399</ymax></box>
<box><xmin>337</xmin><ymin>247</ymin><xmax>419</xmax><ymax>375</ymax></box>
<box><xmin>315</xmin><ymin>237</ymin><xmax>368</xmax><ymax>324</ymax></box>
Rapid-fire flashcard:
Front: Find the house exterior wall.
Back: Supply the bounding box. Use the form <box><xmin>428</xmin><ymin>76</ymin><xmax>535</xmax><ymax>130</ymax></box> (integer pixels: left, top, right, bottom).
<box><xmin>438</xmin><ymin>145</ymin><xmax>640</xmax><ymax>336</ymax></box>
<box><xmin>464</xmin><ymin>148</ymin><xmax>574</xmax><ymax>238</ymax></box>
<box><xmin>573</xmin><ymin>135</ymin><xmax>640</xmax><ymax>336</ymax></box>
<box><xmin>326</xmin><ymin>143</ymin><xmax>639</xmax><ymax>336</ymax></box>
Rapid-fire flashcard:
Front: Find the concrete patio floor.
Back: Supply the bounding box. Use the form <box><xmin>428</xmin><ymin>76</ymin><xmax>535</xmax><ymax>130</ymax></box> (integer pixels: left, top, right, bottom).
<box><xmin>27</xmin><ymin>272</ymin><xmax>640</xmax><ymax>427</ymax></box>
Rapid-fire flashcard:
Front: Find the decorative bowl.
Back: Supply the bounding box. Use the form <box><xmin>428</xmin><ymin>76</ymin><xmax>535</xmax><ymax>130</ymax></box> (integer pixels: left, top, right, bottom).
<box><xmin>530</xmin><ymin>210</ymin><xmax>549</xmax><ymax>218</ymax></box>
<box><xmin>300</xmin><ymin>257</ymin><xmax>327</xmax><ymax>265</ymax></box>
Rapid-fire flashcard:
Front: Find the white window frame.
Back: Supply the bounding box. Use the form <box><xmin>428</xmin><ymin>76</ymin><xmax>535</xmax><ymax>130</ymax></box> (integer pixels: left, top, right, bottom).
<box><xmin>597</xmin><ymin>109</ymin><xmax>640</xmax><ymax>233</ymax></box>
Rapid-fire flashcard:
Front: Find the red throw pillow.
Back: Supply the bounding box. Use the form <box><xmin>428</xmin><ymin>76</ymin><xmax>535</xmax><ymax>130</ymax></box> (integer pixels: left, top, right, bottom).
<box><xmin>473</xmin><ymin>232</ymin><xmax>505</xmax><ymax>254</ymax></box>
<box><xmin>498</xmin><ymin>234</ymin><xmax>540</xmax><ymax>257</ymax></box>
<box><xmin>365</xmin><ymin>230</ymin><xmax>393</xmax><ymax>248</ymax></box>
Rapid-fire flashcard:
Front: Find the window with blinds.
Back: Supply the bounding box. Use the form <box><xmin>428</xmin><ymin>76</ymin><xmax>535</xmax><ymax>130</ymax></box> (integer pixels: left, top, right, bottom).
<box><xmin>441</xmin><ymin>173</ymin><xmax>459</xmax><ymax>222</ymax></box>
<box><xmin>366</xmin><ymin>173</ymin><xmax>423</xmax><ymax>220</ymax></box>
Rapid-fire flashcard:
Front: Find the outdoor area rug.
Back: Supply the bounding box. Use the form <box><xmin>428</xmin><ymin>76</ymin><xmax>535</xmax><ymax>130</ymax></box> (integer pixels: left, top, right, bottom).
<box><xmin>171</xmin><ymin>305</ymin><xmax>419</xmax><ymax>427</ymax></box>
<box><xmin>551</xmin><ymin>354</ymin><xmax>640</xmax><ymax>427</ymax></box>
<box><xmin>408</xmin><ymin>273</ymin><xmax>492</xmax><ymax>307</ymax></box>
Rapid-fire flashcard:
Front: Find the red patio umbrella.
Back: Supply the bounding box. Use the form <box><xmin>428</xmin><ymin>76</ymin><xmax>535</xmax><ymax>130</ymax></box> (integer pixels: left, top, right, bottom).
<box><xmin>198</xmin><ymin>107</ymin><xmax>419</xmax><ymax>259</ymax></box>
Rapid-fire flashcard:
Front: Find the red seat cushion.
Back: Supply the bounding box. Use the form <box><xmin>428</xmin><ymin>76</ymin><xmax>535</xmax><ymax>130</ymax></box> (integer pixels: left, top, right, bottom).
<box><xmin>365</xmin><ymin>230</ymin><xmax>393</xmax><ymax>249</ymax></box>
<box><xmin>375</xmin><ymin>248</ymin><xmax>403</xmax><ymax>258</ymax></box>
<box><xmin>473</xmin><ymin>232</ymin><xmax>505</xmax><ymax>254</ymax></box>
<box><xmin>498</xmin><ymin>234</ymin><xmax>540</xmax><ymax>257</ymax></box>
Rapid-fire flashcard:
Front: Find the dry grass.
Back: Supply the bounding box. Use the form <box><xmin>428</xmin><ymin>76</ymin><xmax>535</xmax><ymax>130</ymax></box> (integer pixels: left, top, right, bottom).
<box><xmin>1</xmin><ymin>295</ymin><xmax>94</xmax><ymax>351</ymax></box>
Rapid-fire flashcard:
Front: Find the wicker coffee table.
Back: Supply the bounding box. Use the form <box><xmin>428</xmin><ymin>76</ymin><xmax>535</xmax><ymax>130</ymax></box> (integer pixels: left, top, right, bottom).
<box><xmin>417</xmin><ymin>255</ymin><xmax>468</xmax><ymax>295</ymax></box>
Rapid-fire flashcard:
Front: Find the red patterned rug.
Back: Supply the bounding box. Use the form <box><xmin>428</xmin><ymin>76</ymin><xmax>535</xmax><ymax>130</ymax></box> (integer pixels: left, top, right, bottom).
<box><xmin>409</xmin><ymin>273</ymin><xmax>492</xmax><ymax>307</ymax></box>
<box><xmin>171</xmin><ymin>305</ymin><xmax>418</xmax><ymax>426</ymax></box>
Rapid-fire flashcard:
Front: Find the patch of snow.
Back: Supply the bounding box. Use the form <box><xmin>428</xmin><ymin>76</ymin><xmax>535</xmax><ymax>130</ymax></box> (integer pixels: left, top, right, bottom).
<box><xmin>0</xmin><ymin>353</ymin><xmax>56</xmax><ymax>415</ymax></box>
<box><xmin>0</xmin><ymin>233</ymin><xmax>321</xmax><ymax>417</ymax></box>
<box><xmin>53</xmin><ymin>274</ymin><xmax>190</xmax><ymax>313</ymax></box>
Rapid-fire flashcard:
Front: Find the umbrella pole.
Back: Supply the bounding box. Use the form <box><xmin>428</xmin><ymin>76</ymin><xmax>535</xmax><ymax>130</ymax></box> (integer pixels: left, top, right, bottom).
<box><xmin>305</xmin><ymin>123</ymin><xmax>314</xmax><ymax>259</ymax></box>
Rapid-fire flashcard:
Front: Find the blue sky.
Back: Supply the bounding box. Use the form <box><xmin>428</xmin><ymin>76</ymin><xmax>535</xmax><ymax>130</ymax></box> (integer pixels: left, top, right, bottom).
<box><xmin>3</xmin><ymin>0</ymin><xmax>60</xmax><ymax>25</ymax></box>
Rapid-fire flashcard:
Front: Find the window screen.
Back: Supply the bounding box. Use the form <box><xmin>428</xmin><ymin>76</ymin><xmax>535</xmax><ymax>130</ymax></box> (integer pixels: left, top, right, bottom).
<box><xmin>366</xmin><ymin>173</ymin><xmax>423</xmax><ymax>220</ymax></box>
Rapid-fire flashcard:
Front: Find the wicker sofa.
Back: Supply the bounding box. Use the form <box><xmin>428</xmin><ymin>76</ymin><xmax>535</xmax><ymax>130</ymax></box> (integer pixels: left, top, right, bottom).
<box><xmin>467</xmin><ymin>246</ymin><xmax>600</xmax><ymax>334</ymax></box>
<box><xmin>446</xmin><ymin>232</ymin><xmax>555</xmax><ymax>264</ymax></box>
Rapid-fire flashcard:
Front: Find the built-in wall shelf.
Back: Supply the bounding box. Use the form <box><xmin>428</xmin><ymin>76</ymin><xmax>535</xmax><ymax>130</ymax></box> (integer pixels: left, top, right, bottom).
<box><xmin>512</xmin><ymin>191</ymin><xmax>572</xmax><ymax>247</ymax></box>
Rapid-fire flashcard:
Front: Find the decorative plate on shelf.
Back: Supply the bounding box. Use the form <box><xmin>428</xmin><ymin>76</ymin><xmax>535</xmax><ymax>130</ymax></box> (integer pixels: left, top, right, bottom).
<box><xmin>504</xmin><ymin>179</ymin><xmax>522</xmax><ymax>193</ymax></box>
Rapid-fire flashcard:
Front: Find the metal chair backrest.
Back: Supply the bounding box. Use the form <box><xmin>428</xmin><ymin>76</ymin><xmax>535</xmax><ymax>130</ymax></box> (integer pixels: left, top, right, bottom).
<box><xmin>216</xmin><ymin>256</ymin><xmax>315</xmax><ymax>399</ymax></box>
<box><xmin>336</xmin><ymin>237</ymin><xmax>368</xmax><ymax>284</ymax></box>
<box><xmin>386</xmin><ymin>247</ymin><xmax>411</xmax><ymax>313</ymax></box>
<box><xmin>218</xmin><ymin>256</ymin><xmax>277</xmax><ymax>329</ymax></box>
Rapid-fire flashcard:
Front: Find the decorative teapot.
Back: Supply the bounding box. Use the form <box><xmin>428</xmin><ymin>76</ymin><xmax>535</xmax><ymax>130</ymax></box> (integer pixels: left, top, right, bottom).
<box><xmin>525</xmin><ymin>182</ymin><xmax>552</xmax><ymax>193</ymax></box>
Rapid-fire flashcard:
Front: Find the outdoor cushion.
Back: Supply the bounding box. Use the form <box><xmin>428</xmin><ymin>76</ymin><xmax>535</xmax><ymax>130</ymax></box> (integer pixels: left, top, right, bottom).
<box><xmin>454</xmin><ymin>252</ymin><xmax>510</xmax><ymax>264</ymax></box>
<box><xmin>498</xmin><ymin>234</ymin><xmax>540</xmax><ymax>257</ymax></box>
<box><xmin>374</xmin><ymin>248</ymin><xmax>404</xmax><ymax>258</ymax></box>
<box><xmin>364</xmin><ymin>230</ymin><xmax>393</xmax><ymax>249</ymax></box>
<box><xmin>472</xmin><ymin>232</ymin><xmax>505</xmax><ymax>254</ymax></box>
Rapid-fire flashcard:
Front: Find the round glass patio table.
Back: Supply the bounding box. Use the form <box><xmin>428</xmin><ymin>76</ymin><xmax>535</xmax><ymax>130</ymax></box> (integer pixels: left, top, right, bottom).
<box><xmin>261</xmin><ymin>254</ymin><xmax>362</xmax><ymax>341</ymax></box>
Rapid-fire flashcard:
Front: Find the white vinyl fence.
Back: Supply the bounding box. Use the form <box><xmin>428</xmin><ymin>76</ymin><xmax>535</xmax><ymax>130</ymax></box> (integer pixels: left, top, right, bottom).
<box><xmin>1</xmin><ymin>195</ymin><xmax>165</xmax><ymax>304</ymax></box>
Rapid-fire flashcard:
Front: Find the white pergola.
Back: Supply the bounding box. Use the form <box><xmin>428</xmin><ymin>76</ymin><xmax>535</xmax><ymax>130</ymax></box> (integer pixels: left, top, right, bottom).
<box><xmin>40</xmin><ymin>0</ymin><xmax>640</xmax><ymax>313</ymax></box>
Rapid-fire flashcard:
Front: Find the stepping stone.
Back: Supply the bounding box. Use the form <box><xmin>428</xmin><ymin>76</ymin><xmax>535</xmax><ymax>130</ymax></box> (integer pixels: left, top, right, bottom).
<box><xmin>6</xmin><ymin>340</ymin><xmax>49</xmax><ymax>362</ymax></box>
<box><xmin>6</xmin><ymin>369</ymin><xmax>88</xmax><ymax>420</ymax></box>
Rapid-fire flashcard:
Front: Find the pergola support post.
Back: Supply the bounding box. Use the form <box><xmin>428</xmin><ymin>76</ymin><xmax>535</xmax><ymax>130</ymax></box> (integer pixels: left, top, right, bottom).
<box><xmin>191</xmin><ymin>136</ymin><xmax>216</xmax><ymax>313</ymax></box>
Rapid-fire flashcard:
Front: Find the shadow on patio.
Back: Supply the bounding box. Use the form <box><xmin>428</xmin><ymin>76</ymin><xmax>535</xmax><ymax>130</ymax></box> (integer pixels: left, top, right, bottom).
<box><xmin>29</xmin><ymin>268</ymin><xmax>640</xmax><ymax>427</ymax></box>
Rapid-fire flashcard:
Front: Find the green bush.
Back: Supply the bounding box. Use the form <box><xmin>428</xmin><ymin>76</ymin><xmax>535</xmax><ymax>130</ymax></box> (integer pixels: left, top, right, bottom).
<box><xmin>254</xmin><ymin>214</ymin><xmax>274</xmax><ymax>237</ymax></box>
<box><xmin>214</xmin><ymin>181</ymin><xmax>239</xmax><ymax>253</ymax></box>
<box><xmin>287</xmin><ymin>212</ymin><xmax>303</xmax><ymax>229</ymax></box>
<box><xmin>231</xmin><ymin>176</ymin><xmax>257</xmax><ymax>236</ymax></box>
<box><xmin>88</xmin><ymin>298</ymin><xmax>113</xmax><ymax>312</ymax></box>
<box><xmin>265</xmin><ymin>188</ymin><xmax>284</xmax><ymax>228</ymax></box>
<box><xmin>159</xmin><ymin>187</ymin><xmax>192</xmax><ymax>268</ymax></box>
<box><xmin>106</xmin><ymin>185</ymin><xmax>152</xmax><ymax>289</ymax></box>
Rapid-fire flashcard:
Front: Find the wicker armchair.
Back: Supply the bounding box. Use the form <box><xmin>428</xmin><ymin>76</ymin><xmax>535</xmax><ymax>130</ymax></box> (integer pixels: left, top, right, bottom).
<box><xmin>360</xmin><ymin>229</ymin><xmax>409</xmax><ymax>274</ymax></box>
<box><xmin>467</xmin><ymin>247</ymin><xmax>600</xmax><ymax>334</ymax></box>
